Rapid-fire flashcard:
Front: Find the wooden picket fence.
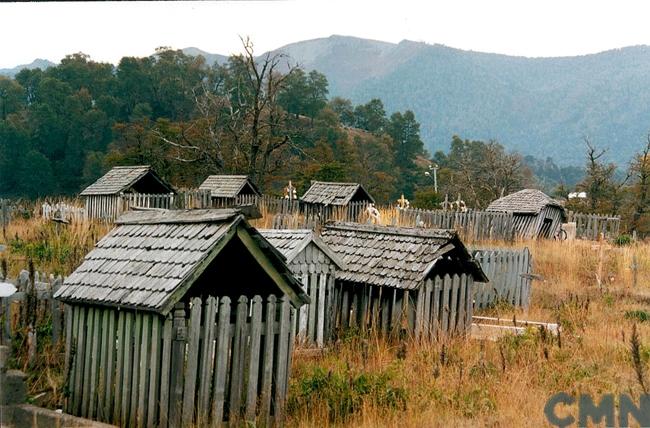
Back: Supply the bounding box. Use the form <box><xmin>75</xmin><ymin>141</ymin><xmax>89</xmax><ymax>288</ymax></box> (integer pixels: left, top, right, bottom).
<box><xmin>64</xmin><ymin>294</ymin><xmax>295</xmax><ymax>427</ymax></box>
<box><xmin>472</xmin><ymin>248</ymin><xmax>532</xmax><ymax>309</ymax></box>
<box><xmin>41</xmin><ymin>202</ymin><xmax>86</xmax><ymax>223</ymax></box>
<box><xmin>567</xmin><ymin>210</ymin><xmax>621</xmax><ymax>240</ymax></box>
<box><xmin>394</xmin><ymin>208</ymin><xmax>516</xmax><ymax>242</ymax></box>
<box><xmin>330</xmin><ymin>273</ymin><xmax>474</xmax><ymax>340</ymax></box>
<box><xmin>0</xmin><ymin>268</ymin><xmax>64</xmax><ymax>349</ymax></box>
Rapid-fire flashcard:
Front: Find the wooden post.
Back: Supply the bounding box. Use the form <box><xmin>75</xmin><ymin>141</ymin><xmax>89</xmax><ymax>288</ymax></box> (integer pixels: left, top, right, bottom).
<box><xmin>169</xmin><ymin>303</ymin><xmax>187</xmax><ymax>428</ymax></box>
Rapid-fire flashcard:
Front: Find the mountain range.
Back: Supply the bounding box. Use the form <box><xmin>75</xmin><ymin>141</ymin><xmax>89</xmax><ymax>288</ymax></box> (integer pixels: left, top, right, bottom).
<box><xmin>5</xmin><ymin>36</ymin><xmax>650</xmax><ymax>166</ymax></box>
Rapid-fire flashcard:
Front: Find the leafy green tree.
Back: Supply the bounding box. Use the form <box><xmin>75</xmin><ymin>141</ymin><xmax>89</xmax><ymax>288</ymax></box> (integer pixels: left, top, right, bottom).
<box><xmin>329</xmin><ymin>97</ymin><xmax>355</xmax><ymax>126</ymax></box>
<box><xmin>0</xmin><ymin>77</ymin><xmax>25</xmax><ymax>120</ymax></box>
<box><xmin>354</xmin><ymin>98</ymin><xmax>386</xmax><ymax>133</ymax></box>
<box><xmin>387</xmin><ymin>110</ymin><xmax>424</xmax><ymax>197</ymax></box>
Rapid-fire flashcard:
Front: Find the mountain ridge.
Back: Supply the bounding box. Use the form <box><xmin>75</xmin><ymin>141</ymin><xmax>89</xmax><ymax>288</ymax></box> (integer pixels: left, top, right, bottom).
<box><xmin>5</xmin><ymin>35</ymin><xmax>650</xmax><ymax>165</ymax></box>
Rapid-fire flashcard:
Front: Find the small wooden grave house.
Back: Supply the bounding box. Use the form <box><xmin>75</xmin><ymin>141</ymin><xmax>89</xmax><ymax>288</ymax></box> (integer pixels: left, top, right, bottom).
<box><xmin>321</xmin><ymin>222</ymin><xmax>487</xmax><ymax>339</ymax></box>
<box><xmin>486</xmin><ymin>189</ymin><xmax>566</xmax><ymax>239</ymax></box>
<box><xmin>199</xmin><ymin>175</ymin><xmax>261</xmax><ymax>208</ymax></box>
<box><xmin>259</xmin><ymin>229</ymin><xmax>345</xmax><ymax>347</ymax></box>
<box><xmin>54</xmin><ymin>208</ymin><xmax>308</xmax><ymax>427</ymax></box>
<box><xmin>300</xmin><ymin>181</ymin><xmax>375</xmax><ymax>221</ymax></box>
<box><xmin>81</xmin><ymin>165</ymin><xmax>175</xmax><ymax>220</ymax></box>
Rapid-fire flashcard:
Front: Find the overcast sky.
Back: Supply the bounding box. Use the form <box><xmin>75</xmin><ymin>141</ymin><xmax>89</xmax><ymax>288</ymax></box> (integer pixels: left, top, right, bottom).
<box><xmin>3</xmin><ymin>0</ymin><xmax>650</xmax><ymax>68</ymax></box>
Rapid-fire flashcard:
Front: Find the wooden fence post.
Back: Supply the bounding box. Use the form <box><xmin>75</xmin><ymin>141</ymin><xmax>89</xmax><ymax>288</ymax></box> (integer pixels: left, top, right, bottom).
<box><xmin>169</xmin><ymin>303</ymin><xmax>187</xmax><ymax>428</ymax></box>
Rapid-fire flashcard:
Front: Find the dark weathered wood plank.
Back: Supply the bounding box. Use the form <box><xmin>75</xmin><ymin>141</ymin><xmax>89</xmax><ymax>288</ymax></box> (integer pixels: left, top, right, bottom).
<box><xmin>245</xmin><ymin>295</ymin><xmax>263</xmax><ymax>422</ymax></box>
<box><xmin>259</xmin><ymin>295</ymin><xmax>276</xmax><ymax>427</ymax></box>
<box><xmin>210</xmin><ymin>296</ymin><xmax>231</xmax><ymax>426</ymax></box>
<box><xmin>181</xmin><ymin>297</ymin><xmax>203</xmax><ymax>427</ymax></box>
<box><xmin>159</xmin><ymin>315</ymin><xmax>173</xmax><ymax>428</ymax></box>
<box><xmin>198</xmin><ymin>297</ymin><xmax>217</xmax><ymax>424</ymax></box>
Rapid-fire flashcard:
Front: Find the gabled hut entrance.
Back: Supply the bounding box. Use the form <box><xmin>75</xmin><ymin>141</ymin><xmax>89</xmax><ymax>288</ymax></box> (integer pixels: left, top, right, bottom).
<box><xmin>55</xmin><ymin>209</ymin><xmax>309</xmax><ymax>427</ymax></box>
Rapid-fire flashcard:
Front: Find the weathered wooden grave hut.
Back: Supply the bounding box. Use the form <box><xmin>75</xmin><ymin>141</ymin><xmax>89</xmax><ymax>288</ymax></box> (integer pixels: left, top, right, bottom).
<box><xmin>54</xmin><ymin>208</ymin><xmax>308</xmax><ymax>427</ymax></box>
<box><xmin>321</xmin><ymin>222</ymin><xmax>487</xmax><ymax>339</ymax></box>
<box><xmin>259</xmin><ymin>229</ymin><xmax>345</xmax><ymax>347</ymax></box>
<box><xmin>486</xmin><ymin>189</ymin><xmax>566</xmax><ymax>239</ymax></box>
<box><xmin>300</xmin><ymin>181</ymin><xmax>375</xmax><ymax>221</ymax></box>
<box><xmin>199</xmin><ymin>175</ymin><xmax>261</xmax><ymax>208</ymax></box>
<box><xmin>81</xmin><ymin>165</ymin><xmax>175</xmax><ymax>220</ymax></box>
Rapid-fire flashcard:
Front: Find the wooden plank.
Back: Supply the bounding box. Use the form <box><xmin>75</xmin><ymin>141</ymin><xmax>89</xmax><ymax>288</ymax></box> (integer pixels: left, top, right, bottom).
<box><xmin>198</xmin><ymin>297</ymin><xmax>217</xmax><ymax>424</ymax></box>
<box><xmin>104</xmin><ymin>310</ymin><xmax>116</xmax><ymax>424</ymax></box>
<box><xmin>97</xmin><ymin>308</ymin><xmax>109</xmax><ymax>421</ymax></box>
<box><xmin>259</xmin><ymin>295</ymin><xmax>276</xmax><ymax>427</ymax></box>
<box><xmin>81</xmin><ymin>307</ymin><xmax>95</xmax><ymax>417</ymax></box>
<box><xmin>147</xmin><ymin>315</ymin><xmax>161</xmax><ymax>428</ymax></box>
<box><xmin>229</xmin><ymin>296</ymin><xmax>249</xmax><ymax>423</ymax></box>
<box><xmin>89</xmin><ymin>308</ymin><xmax>102</xmax><ymax>418</ymax></box>
<box><xmin>113</xmin><ymin>310</ymin><xmax>126</xmax><ymax>424</ymax></box>
<box><xmin>137</xmin><ymin>314</ymin><xmax>151</xmax><ymax>427</ymax></box>
<box><xmin>341</xmin><ymin>287</ymin><xmax>350</xmax><ymax>329</ymax></box>
<box><xmin>64</xmin><ymin>305</ymin><xmax>74</xmax><ymax>414</ymax></box>
<box><xmin>432</xmin><ymin>276</ymin><xmax>441</xmax><ymax>339</ymax></box>
<box><xmin>298</xmin><ymin>274</ymin><xmax>308</xmax><ymax>341</ymax></box>
<box><xmin>210</xmin><ymin>296</ymin><xmax>231</xmax><ymax>425</ymax></box>
<box><xmin>308</xmin><ymin>272</ymin><xmax>317</xmax><ymax>341</ymax></box>
<box><xmin>458</xmin><ymin>274</ymin><xmax>467</xmax><ymax>333</ymax></box>
<box><xmin>317</xmin><ymin>274</ymin><xmax>327</xmax><ymax>346</ymax></box>
<box><xmin>129</xmin><ymin>312</ymin><xmax>143</xmax><ymax>427</ymax></box>
<box><xmin>159</xmin><ymin>315</ymin><xmax>173</xmax><ymax>428</ymax></box>
<box><xmin>169</xmin><ymin>304</ymin><xmax>187</xmax><ymax>428</ymax></box>
<box><xmin>450</xmin><ymin>275</ymin><xmax>460</xmax><ymax>334</ymax></box>
<box><xmin>465</xmin><ymin>276</ymin><xmax>474</xmax><ymax>332</ymax></box>
<box><xmin>182</xmin><ymin>297</ymin><xmax>203</xmax><ymax>427</ymax></box>
<box><xmin>441</xmin><ymin>275</ymin><xmax>451</xmax><ymax>336</ymax></box>
<box><xmin>245</xmin><ymin>295</ymin><xmax>264</xmax><ymax>422</ymax></box>
<box><xmin>120</xmin><ymin>311</ymin><xmax>134</xmax><ymax>426</ymax></box>
<box><xmin>274</xmin><ymin>295</ymin><xmax>291</xmax><ymax>422</ymax></box>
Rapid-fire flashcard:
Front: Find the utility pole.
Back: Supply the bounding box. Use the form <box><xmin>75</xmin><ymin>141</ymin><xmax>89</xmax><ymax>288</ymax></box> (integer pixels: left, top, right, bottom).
<box><xmin>424</xmin><ymin>163</ymin><xmax>439</xmax><ymax>193</ymax></box>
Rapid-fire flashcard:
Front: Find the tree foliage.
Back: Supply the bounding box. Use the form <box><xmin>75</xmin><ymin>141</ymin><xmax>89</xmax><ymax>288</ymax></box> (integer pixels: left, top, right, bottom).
<box><xmin>0</xmin><ymin>42</ymin><xmax>429</xmax><ymax>202</ymax></box>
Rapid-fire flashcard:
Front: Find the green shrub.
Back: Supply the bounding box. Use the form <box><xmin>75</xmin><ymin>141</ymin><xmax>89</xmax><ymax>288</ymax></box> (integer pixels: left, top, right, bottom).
<box><xmin>289</xmin><ymin>366</ymin><xmax>407</xmax><ymax>422</ymax></box>
<box><xmin>614</xmin><ymin>234</ymin><xmax>633</xmax><ymax>246</ymax></box>
<box><xmin>625</xmin><ymin>309</ymin><xmax>650</xmax><ymax>323</ymax></box>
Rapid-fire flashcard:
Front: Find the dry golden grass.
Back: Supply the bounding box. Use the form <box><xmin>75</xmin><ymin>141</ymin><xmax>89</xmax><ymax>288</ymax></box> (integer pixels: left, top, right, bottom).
<box><xmin>0</xmin><ymin>216</ymin><xmax>112</xmax><ymax>277</ymax></box>
<box><xmin>287</xmin><ymin>239</ymin><xmax>650</xmax><ymax>427</ymax></box>
<box><xmin>3</xmin><ymin>211</ymin><xmax>650</xmax><ymax>426</ymax></box>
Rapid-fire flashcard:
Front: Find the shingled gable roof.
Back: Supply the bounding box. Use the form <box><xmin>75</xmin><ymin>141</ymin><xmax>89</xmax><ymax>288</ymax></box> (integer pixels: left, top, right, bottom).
<box><xmin>321</xmin><ymin>222</ymin><xmax>487</xmax><ymax>289</ymax></box>
<box><xmin>80</xmin><ymin>165</ymin><xmax>174</xmax><ymax>196</ymax></box>
<box><xmin>300</xmin><ymin>181</ymin><xmax>375</xmax><ymax>206</ymax></box>
<box><xmin>486</xmin><ymin>189</ymin><xmax>563</xmax><ymax>215</ymax></box>
<box><xmin>54</xmin><ymin>208</ymin><xmax>309</xmax><ymax>314</ymax></box>
<box><xmin>258</xmin><ymin>229</ymin><xmax>345</xmax><ymax>269</ymax></box>
<box><xmin>199</xmin><ymin>175</ymin><xmax>261</xmax><ymax>198</ymax></box>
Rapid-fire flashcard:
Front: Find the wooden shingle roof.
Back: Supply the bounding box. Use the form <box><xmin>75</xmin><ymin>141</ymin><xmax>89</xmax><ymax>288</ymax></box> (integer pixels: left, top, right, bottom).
<box><xmin>259</xmin><ymin>229</ymin><xmax>345</xmax><ymax>269</ymax></box>
<box><xmin>199</xmin><ymin>175</ymin><xmax>261</xmax><ymax>198</ymax></box>
<box><xmin>321</xmin><ymin>222</ymin><xmax>486</xmax><ymax>289</ymax></box>
<box><xmin>80</xmin><ymin>166</ymin><xmax>174</xmax><ymax>196</ymax></box>
<box><xmin>300</xmin><ymin>181</ymin><xmax>375</xmax><ymax>206</ymax></box>
<box><xmin>54</xmin><ymin>209</ymin><xmax>308</xmax><ymax>314</ymax></box>
<box><xmin>486</xmin><ymin>189</ymin><xmax>563</xmax><ymax>214</ymax></box>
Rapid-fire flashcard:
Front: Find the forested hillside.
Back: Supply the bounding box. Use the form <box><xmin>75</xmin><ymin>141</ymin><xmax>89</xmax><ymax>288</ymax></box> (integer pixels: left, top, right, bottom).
<box><xmin>0</xmin><ymin>42</ymin><xmax>544</xmax><ymax>209</ymax></box>
<box><xmin>271</xmin><ymin>36</ymin><xmax>650</xmax><ymax>165</ymax></box>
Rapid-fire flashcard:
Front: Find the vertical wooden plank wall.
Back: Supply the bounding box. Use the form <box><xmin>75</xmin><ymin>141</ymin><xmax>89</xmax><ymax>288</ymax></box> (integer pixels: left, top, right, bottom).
<box><xmin>65</xmin><ymin>294</ymin><xmax>295</xmax><ymax>427</ymax></box>
<box><xmin>289</xmin><ymin>244</ymin><xmax>336</xmax><ymax>347</ymax></box>
<box><xmin>472</xmin><ymin>248</ymin><xmax>532</xmax><ymax>309</ymax></box>
<box><xmin>330</xmin><ymin>274</ymin><xmax>474</xmax><ymax>341</ymax></box>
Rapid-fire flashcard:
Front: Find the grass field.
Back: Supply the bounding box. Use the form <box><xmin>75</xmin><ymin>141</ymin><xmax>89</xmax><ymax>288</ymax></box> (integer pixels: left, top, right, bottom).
<box><xmin>2</xmin><ymin>215</ymin><xmax>650</xmax><ymax>426</ymax></box>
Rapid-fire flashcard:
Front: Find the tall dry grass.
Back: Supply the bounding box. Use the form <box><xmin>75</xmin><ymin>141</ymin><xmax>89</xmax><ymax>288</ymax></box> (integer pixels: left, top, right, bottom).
<box><xmin>0</xmin><ymin>216</ymin><xmax>112</xmax><ymax>277</ymax></box>
<box><xmin>287</xmin><ymin>239</ymin><xmax>650</xmax><ymax>427</ymax></box>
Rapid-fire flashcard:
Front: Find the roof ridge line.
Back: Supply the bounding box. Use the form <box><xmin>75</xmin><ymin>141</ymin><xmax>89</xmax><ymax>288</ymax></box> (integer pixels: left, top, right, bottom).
<box><xmin>325</xmin><ymin>222</ymin><xmax>457</xmax><ymax>238</ymax></box>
